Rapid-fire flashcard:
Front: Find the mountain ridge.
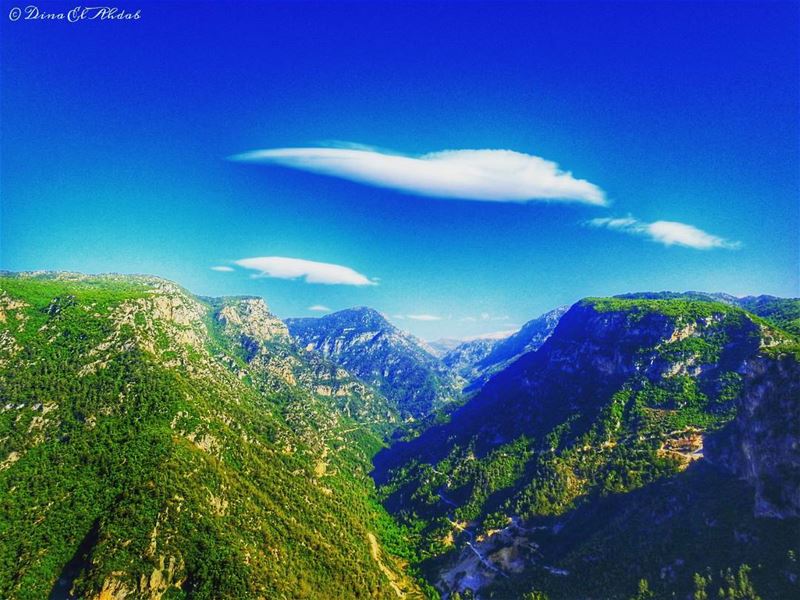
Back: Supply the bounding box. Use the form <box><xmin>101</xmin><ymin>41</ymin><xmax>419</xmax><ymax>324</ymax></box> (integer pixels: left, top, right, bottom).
<box><xmin>374</xmin><ymin>296</ymin><xmax>800</xmax><ymax>599</ymax></box>
<box><xmin>1</xmin><ymin>271</ymin><xmax>798</xmax><ymax>600</ymax></box>
<box><xmin>286</xmin><ymin>307</ymin><xmax>463</xmax><ymax>419</ymax></box>
<box><xmin>0</xmin><ymin>272</ymin><xmax>424</xmax><ymax>600</ymax></box>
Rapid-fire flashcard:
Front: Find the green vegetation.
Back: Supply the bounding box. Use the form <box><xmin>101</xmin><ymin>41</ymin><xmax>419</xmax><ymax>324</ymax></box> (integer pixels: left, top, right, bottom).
<box><xmin>658</xmin><ymin>336</ymin><xmax>721</xmax><ymax>364</ymax></box>
<box><xmin>738</xmin><ymin>296</ymin><xmax>800</xmax><ymax>336</ymax></box>
<box><xmin>585</xmin><ymin>297</ymin><xmax>743</xmax><ymax>324</ymax></box>
<box><xmin>2</xmin><ymin>276</ymin><xmax>797</xmax><ymax>600</ymax></box>
<box><xmin>378</xmin><ymin>297</ymin><xmax>799</xmax><ymax>599</ymax></box>
<box><xmin>0</xmin><ymin>274</ymin><xmax>423</xmax><ymax>599</ymax></box>
<box><xmin>691</xmin><ymin>564</ymin><xmax>762</xmax><ymax>600</ymax></box>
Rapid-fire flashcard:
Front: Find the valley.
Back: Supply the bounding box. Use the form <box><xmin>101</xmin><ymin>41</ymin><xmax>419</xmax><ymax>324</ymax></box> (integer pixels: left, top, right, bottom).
<box><xmin>0</xmin><ymin>272</ymin><xmax>798</xmax><ymax>599</ymax></box>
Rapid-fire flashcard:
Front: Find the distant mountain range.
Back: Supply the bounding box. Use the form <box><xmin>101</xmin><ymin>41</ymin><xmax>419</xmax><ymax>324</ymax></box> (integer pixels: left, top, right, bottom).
<box><xmin>441</xmin><ymin>306</ymin><xmax>570</xmax><ymax>392</ymax></box>
<box><xmin>1</xmin><ymin>272</ymin><xmax>798</xmax><ymax>600</ymax></box>
<box><xmin>286</xmin><ymin>307</ymin><xmax>462</xmax><ymax>419</ymax></box>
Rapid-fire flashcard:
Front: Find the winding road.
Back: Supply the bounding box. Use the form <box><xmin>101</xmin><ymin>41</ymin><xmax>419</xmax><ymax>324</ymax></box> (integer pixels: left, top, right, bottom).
<box><xmin>437</xmin><ymin>488</ymin><xmax>507</xmax><ymax>578</ymax></box>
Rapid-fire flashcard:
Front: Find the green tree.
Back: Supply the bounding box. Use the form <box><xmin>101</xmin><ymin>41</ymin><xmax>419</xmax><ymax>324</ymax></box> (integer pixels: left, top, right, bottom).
<box><xmin>693</xmin><ymin>572</ymin><xmax>709</xmax><ymax>600</ymax></box>
<box><xmin>633</xmin><ymin>578</ymin><xmax>655</xmax><ymax>600</ymax></box>
<box><xmin>717</xmin><ymin>565</ymin><xmax>761</xmax><ymax>600</ymax></box>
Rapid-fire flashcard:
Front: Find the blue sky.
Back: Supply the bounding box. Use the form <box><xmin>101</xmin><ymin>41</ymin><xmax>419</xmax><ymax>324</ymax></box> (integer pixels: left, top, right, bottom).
<box><xmin>2</xmin><ymin>0</ymin><xmax>798</xmax><ymax>340</ymax></box>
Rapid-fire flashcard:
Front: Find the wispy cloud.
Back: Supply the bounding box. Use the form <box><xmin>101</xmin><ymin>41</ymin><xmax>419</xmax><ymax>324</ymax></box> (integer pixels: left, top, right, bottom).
<box><xmin>230</xmin><ymin>145</ymin><xmax>606</xmax><ymax>206</ymax></box>
<box><xmin>210</xmin><ymin>265</ymin><xmax>234</xmax><ymax>272</ymax></box>
<box><xmin>308</xmin><ymin>305</ymin><xmax>331</xmax><ymax>312</ymax></box>
<box><xmin>406</xmin><ymin>314</ymin><xmax>442</xmax><ymax>321</ymax></box>
<box><xmin>588</xmin><ymin>216</ymin><xmax>740</xmax><ymax>250</ymax></box>
<box><xmin>235</xmin><ymin>256</ymin><xmax>377</xmax><ymax>285</ymax></box>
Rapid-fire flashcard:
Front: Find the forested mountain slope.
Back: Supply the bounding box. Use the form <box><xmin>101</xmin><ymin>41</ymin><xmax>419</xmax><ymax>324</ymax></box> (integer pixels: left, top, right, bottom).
<box><xmin>287</xmin><ymin>308</ymin><xmax>462</xmax><ymax>419</ymax></box>
<box><xmin>2</xmin><ymin>273</ymin><xmax>797</xmax><ymax>600</ymax></box>
<box><xmin>446</xmin><ymin>293</ymin><xmax>800</xmax><ymax>397</ymax></box>
<box><xmin>0</xmin><ymin>273</ymin><xmax>423</xmax><ymax>600</ymax></box>
<box><xmin>616</xmin><ymin>291</ymin><xmax>800</xmax><ymax>336</ymax></box>
<box><xmin>374</xmin><ymin>297</ymin><xmax>800</xmax><ymax>599</ymax></box>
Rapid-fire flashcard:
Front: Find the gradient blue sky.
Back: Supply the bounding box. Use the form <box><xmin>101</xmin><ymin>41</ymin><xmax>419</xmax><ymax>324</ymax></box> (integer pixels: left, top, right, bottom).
<box><xmin>2</xmin><ymin>1</ymin><xmax>798</xmax><ymax>339</ymax></box>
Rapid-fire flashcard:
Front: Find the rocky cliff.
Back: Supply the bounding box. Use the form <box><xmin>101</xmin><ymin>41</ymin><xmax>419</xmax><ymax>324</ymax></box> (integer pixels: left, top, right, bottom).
<box><xmin>287</xmin><ymin>307</ymin><xmax>462</xmax><ymax>419</ymax></box>
<box><xmin>706</xmin><ymin>353</ymin><xmax>800</xmax><ymax>518</ymax></box>
<box><xmin>375</xmin><ymin>297</ymin><xmax>800</xmax><ymax>599</ymax></box>
<box><xmin>0</xmin><ymin>272</ymin><xmax>419</xmax><ymax>600</ymax></box>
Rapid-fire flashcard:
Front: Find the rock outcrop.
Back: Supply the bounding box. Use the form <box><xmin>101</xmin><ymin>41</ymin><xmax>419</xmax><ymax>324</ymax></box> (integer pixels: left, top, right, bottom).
<box><xmin>287</xmin><ymin>307</ymin><xmax>462</xmax><ymax>418</ymax></box>
<box><xmin>706</xmin><ymin>353</ymin><xmax>800</xmax><ymax>518</ymax></box>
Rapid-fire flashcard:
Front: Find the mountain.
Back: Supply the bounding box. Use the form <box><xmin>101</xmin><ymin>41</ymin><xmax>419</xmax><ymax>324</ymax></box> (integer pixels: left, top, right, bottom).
<box><xmin>2</xmin><ymin>274</ymin><xmax>797</xmax><ymax>600</ymax></box>
<box><xmin>427</xmin><ymin>339</ymin><xmax>466</xmax><ymax>358</ymax></box>
<box><xmin>615</xmin><ymin>291</ymin><xmax>800</xmax><ymax>336</ymax></box>
<box><xmin>734</xmin><ymin>295</ymin><xmax>800</xmax><ymax>336</ymax></box>
<box><xmin>0</xmin><ymin>273</ymin><xmax>423</xmax><ymax>600</ymax></box>
<box><xmin>442</xmin><ymin>307</ymin><xmax>568</xmax><ymax>391</ymax></box>
<box><xmin>374</xmin><ymin>296</ymin><xmax>800</xmax><ymax>599</ymax></box>
<box><xmin>286</xmin><ymin>308</ymin><xmax>462</xmax><ymax>419</ymax></box>
<box><xmin>208</xmin><ymin>296</ymin><xmax>399</xmax><ymax>429</ymax></box>
<box><xmin>440</xmin><ymin>339</ymin><xmax>497</xmax><ymax>382</ymax></box>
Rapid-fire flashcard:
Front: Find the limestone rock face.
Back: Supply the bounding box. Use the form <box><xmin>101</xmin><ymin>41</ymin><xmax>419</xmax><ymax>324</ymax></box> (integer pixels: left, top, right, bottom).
<box><xmin>0</xmin><ymin>272</ymin><xmax>411</xmax><ymax>600</ymax></box>
<box><xmin>287</xmin><ymin>307</ymin><xmax>463</xmax><ymax>418</ymax></box>
<box><xmin>215</xmin><ymin>296</ymin><xmax>289</xmax><ymax>344</ymax></box>
<box><xmin>706</xmin><ymin>354</ymin><xmax>800</xmax><ymax>518</ymax></box>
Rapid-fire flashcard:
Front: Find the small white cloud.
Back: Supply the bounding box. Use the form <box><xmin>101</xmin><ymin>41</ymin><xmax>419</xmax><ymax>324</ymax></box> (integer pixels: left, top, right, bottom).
<box><xmin>391</xmin><ymin>314</ymin><xmax>406</xmax><ymax>320</ymax></box>
<box><xmin>308</xmin><ymin>305</ymin><xmax>331</xmax><ymax>312</ymax></box>
<box><xmin>210</xmin><ymin>265</ymin><xmax>234</xmax><ymax>272</ymax></box>
<box><xmin>480</xmin><ymin>312</ymin><xmax>491</xmax><ymax>321</ymax></box>
<box><xmin>646</xmin><ymin>221</ymin><xmax>741</xmax><ymax>249</ymax></box>
<box><xmin>406</xmin><ymin>314</ymin><xmax>442</xmax><ymax>321</ymax></box>
<box><xmin>235</xmin><ymin>256</ymin><xmax>377</xmax><ymax>286</ymax></box>
<box><xmin>460</xmin><ymin>316</ymin><xmax>478</xmax><ymax>322</ymax></box>
<box><xmin>588</xmin><ymin>216</ymin><xmax>740</xmax><ymax>250</ymax></box>
<box><xmin>230</xmin><ymin>145</ymin><xmax>606</xmax><ymax>206</ymax></box>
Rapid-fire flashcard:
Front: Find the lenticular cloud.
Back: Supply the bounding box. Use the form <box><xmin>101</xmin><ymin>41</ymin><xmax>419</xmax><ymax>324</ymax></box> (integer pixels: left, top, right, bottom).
<box><xmin>234</xmin><ymin>256</ymin><xmax>377</xmax><ymax>286</ymax></box>
<box><xmin>230</xmin><ymin>146</ymin><xmax>607</xmax><ymax>206</ymax></box>
<box><xmin>589</xmin><ymin>216</ymin><xmax>740</xmax><ymax>250</ymax></box>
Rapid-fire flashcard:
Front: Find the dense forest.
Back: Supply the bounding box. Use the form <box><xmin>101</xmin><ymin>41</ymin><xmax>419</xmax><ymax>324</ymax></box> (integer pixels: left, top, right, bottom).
<box><xmin>0</xmin><ymin>274</ymin><xmax>427</xmax><ymax>599</ymax></box>
<box><xmin>374</xmin><ymin>297</ymin><xmax>800</xmax><ymax>599</ymax></box>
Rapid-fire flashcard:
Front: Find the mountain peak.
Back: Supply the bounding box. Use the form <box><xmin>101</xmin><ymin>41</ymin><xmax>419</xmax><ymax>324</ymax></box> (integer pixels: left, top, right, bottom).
<box><xmin>213</xmin><ymin>296</ymin><xmax>289</xmax><ymax>343</ymax></box>
<box><xmin>325</xmin><ymin>306</ymin><xmax>393</xmax><ymax>329</ymax></box>
<box><xmin>287</xmin><ymin>306</ymin><xmax>397</xmax><ymax>336</ymax></box>
<box><xmin>286</xmin><ymin>306</ymin><xmax>460</xmax><ymax>418</ymax></box>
